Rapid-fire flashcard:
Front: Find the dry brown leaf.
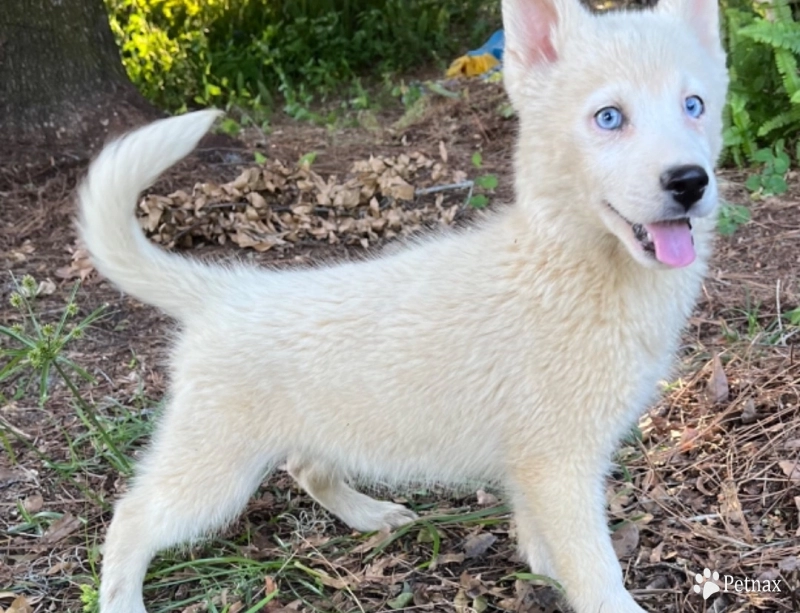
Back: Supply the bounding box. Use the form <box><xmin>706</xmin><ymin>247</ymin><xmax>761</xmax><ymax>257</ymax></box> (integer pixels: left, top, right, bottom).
<box><xmin>42</xmin><ymin>513</ymin><xmax>82</xmax><ymax>544</ymax></box>
<box><xmin>22</xmin><ymin>494</ymin><xmax>43</xmax><ymax>514</ymax></box>
<box><xmin>679</xmin><ymin>427</ymin><xmax>700</xmax><ymax>453</ymax></box>
<box><xmin>463</xmin><ymin>532</ymin><xmax>497</xmax><ymax>558</ymax></box>
<box><xmin>649</xmin><ymin>541</ymin><xmax>664</xmax><ymax>563</ymax></box>
<box><xmin>36</xmin><ymin>279</ymin><xmax>56</xmax><ymax>296</ymax></box>
<box><xmin>350</xmin><ymin>529</ymin><xmax>391</xmax><ymax>554</ymax></box>
<box><xmin>437</xmin><ymin>552</ymin><xmax>466</xmax><ymax>566</ymax></box>
<box><xmin>453</xmin><ymin>589</ymin><xmax>470</xmax><ymax>613</ymax></box>
<box><xmin>57</xmin><ymin>241</ymin><xmax>95</xmax><ymax>281</ymax></box>
<box><xmin>740</xmin><ymin>398</ymin><xmax>757</xmax><ymax>423</ymax></box>
<box><xmin>719</xmin><ymin>479</ymin><xmax>753</xmax><ymax>543</ymax></box>
<box><xmin>6</xmin><ymin>595</ymin><xmax>32</xmax><ymax>613</ymax></box>
<box><xmin>779</xmin><ymin>460</ymin><xmax>800</xmax><ymax>482</ymax></box>
<box><xmin>706</xmin><ymin>354</ymin><xmax>729</xmax><ymax>404</ymax></box>
<box><xmin>45</xmin><ymin>560</ymin><xmax>74</xmax><ymax>576</ymax></box>
<box><xmin>779</xmin><ymin>553</ymin><xmax>800</xmax><ymax>571</ymax></box>
<box><xmin>611</xmin><ymin>522</ymin><xmax>639</xmax><ymax>559</ymax></box>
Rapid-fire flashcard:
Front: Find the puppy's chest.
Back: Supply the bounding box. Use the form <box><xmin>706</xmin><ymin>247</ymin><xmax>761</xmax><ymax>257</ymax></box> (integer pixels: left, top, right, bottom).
<box><xmin>523</xmin><ymin>284</ymin><xmax>690</xmax><ymax>414</ymax></box>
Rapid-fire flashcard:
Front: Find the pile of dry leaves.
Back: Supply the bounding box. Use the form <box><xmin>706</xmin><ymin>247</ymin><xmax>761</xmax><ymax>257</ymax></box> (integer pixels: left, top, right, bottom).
<box><xmin>58</xmin><ymin>151</ymin><xmax>477</xmax><ymax>281</ymax></box>
<box><xmin>140</xmin><ymin>152</ymin><xmax>470</xmax><ymax>252</ymax></box>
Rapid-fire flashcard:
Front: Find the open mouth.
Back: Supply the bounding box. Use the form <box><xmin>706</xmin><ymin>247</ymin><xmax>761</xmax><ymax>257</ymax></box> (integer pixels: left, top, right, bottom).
<box><xmin>607</xmin><ymin>203</ymin><xmax>695</xmax><ymax>268</ymax></box>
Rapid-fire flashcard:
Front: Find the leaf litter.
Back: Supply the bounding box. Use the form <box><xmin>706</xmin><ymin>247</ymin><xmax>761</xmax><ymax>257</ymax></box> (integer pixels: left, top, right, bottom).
<box><xmin>139</xmin><ymin>153</ymin><xmax>470</xmax><ymax>253</ymax></box>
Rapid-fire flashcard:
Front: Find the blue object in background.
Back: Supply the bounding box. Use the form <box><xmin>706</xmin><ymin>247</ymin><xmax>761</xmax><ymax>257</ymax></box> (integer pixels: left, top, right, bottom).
<box><xmin>467</xmin><ymin>29</ymin><xmax>504</xmax><ymax>62</ymax></box>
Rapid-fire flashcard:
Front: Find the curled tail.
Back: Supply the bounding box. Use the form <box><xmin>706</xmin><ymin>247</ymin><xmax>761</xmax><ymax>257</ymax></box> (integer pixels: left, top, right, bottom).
<box><xmin>78</xmin><ymin>110</ymin><xmax>225</xmax><ymax>321</ymax></box>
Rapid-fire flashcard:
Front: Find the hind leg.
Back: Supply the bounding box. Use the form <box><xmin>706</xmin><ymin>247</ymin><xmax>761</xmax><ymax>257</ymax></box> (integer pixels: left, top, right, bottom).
<box><xmin>287</xmin><ymin>458</ymin><xmax>417</xmax><ymax>532</ymax></box>
<box><xmin>100</xmin><ymin>408</ymin><xmax>274</xmax><ymax>613</ymax></box>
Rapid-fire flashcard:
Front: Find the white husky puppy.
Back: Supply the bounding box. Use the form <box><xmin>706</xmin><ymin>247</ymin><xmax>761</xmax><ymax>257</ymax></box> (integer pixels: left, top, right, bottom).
<box><xmin>78</xmin><ymin>0</ymin><xmax>728</xmax><ymax>610</ymax></box>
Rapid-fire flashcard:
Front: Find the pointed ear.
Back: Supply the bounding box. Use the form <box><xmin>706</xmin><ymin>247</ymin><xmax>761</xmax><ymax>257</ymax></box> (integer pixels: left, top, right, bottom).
<box><xmin>503</xmin><ymin>0</ymin><xmax>559</xmax><ymax>67</ymax></box>
<box><xmin>502</xmin><ymin>0</ymin><xmax>580</xmax><ymax>68</ymax></box>
<box><xmin>657</xmin><ymin>0</ymin><xmax>723</xmax><ymax>56</ymax></box>
<box><xmin>502</xmin><ymin>0</ymin><xmax>585</xmax><ymax>108</ymax></box>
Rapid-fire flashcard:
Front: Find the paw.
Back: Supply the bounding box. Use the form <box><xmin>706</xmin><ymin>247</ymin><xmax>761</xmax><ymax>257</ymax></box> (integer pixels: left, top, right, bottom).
<box><xmin>571</xmin><ymin>590</ymin><xmax>647</xmax><ymax>613</ymax></box>
<box><xmin>524</xmin><ymin>550</ymin><xmax>556</xmax><ymax>579</ymax></box>
<box><xmin>343</xmin><ymin>500</ymin><xmax>418</xmax><ymax>532</ymax></box>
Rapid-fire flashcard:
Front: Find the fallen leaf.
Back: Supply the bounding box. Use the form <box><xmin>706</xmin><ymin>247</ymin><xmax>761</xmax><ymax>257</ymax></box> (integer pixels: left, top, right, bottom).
<box><xmin>611</xmin><ymin>522</ymin><xmax>639</xmax><ymax>559</ymax></box>
<box><xmin>22</xmin><ymin>494</ymin><xmax>43</xmax><ymax>514</ymax></box>
<box><xmin>436</xmin><ymin>552</ymin><xmax>466</xmax><ymax>566</ymax></box>
<box><xmin>463</xmin><ymin>532</ymin><xmax>497</xmax><ymax>559</ymax></box>
<box><xmin>0</xmin><ymin>469</ymin><xmax>31</xmax><ymax>488</ymax></box>
<box><xmin>649</xmin><ymin>541</ymin><xmax>664</xmax><ymax>564</ymax></box>
<box><xmin>779</xmin><ymin>460</ymin><xmax>800</xmax><ymax>482</ymax></box>
<box><xmin>45</xmin><ymin>560</ymin><xmax>74</xmax><ymax>575</ymax></box>
<box><xmin>351</xmin><ymin>529</ymin><xmax>391</xmax><ymax>554</ymax></box>
<box><xmin>386</xmin><ymin>585</ymin><xmax>414</xmax><ymax>610</ymax></box>
<box><xmin>472</xmin><ymin>595</ymin><xmax>489</xmax><ymax>613</ymax></box>
<box><xmin>740</xmin><ymin>398</ymin><xmax>757</xmax><ymax>423</ymax></box>
<box><xmin>453</xmin><ymin>589</ymin><xmax>470</xmax><ymax>613</ymax></box>
<box><xmin>719</xmin><ymin>479</ymin><xmax>753</xmax><ymax>543</ymax></box>
<box><xmin>706</xmin><ymin>354</ymin><xmax>729</xmax><ymax>404</ymax></box>
<box><xmin>36</xmin><ymin>279</ymin><xmax>56</xmax><ymax>296</ymax></box>
<box><xmin>779</xmin><ymin>554</ymin><xmax>800</xmax><ymax>571</ymax></box>
<box><xmin>679</xmin><ymin>427</ymin><xmax>700</xmax><ymax>453</ymax></box>
<box><xmin>42</xmin><ymin>513</ymin><xmax>82</xmax><ymax>544</ymax></box>
<box><xmin>6</xmin><ymin>595</ymin><xmax>32</xmax><ymax>613</ymax></box>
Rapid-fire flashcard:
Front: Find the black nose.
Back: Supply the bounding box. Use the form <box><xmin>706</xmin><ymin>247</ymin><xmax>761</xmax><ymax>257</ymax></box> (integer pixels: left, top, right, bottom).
<box><xmin>660</xmin><ymin>165</ymin><xmax>709</xmax><ymax>210</ymax></box>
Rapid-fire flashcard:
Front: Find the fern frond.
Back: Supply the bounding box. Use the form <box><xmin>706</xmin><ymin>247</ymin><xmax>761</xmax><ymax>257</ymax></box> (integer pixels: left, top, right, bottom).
<box><xmin>774</xmin><ymin>49</ymin><xmax>800</xmax><ymax>97</ymax></box>
<box><xmin>757</xmin><ymin>106</ymin><xmax>800</xmax><ymax>137</ymax></box>
<box><xmin>739</xmin><ymin>19</ymin><xmax>800</xmax><ymax>55</ymax></box>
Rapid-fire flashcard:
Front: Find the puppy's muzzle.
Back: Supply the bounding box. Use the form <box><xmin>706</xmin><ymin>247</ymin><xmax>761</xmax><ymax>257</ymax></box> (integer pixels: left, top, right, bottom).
<box><xmin>660</xmin><ymin>164</ymin><xmax>709</xmax><ymax>211</ymax></box>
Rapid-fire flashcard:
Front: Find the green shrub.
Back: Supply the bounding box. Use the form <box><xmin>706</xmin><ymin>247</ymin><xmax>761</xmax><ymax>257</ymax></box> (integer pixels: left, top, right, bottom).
<box><xmin>104</xmin><ymin>0</ymin><xmax>499</xmax><ymax>113</ymax></box>
<box><xmin>722</xmin><ymin>0</ymin><xmax>800</xmax><ymax>169</ymax></box>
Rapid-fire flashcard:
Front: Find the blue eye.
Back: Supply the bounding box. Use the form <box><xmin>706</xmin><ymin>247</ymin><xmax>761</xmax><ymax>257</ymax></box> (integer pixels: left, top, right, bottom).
<box><xmin>684</xmin><ymin>95</ymin><xmax>704</xmax><ymax>118</ymax></box>
<box><xmin>595</xmin><ymin>106</ymin><xmax>623</xmax><ymax>130</ymax></box>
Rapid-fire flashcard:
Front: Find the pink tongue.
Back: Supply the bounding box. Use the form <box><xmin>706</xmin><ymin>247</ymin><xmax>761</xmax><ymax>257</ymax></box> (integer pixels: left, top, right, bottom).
<box><xmin>645</xmin><ymin>220</ymin><xmax>695</xmax><ymax>267</ymax></box>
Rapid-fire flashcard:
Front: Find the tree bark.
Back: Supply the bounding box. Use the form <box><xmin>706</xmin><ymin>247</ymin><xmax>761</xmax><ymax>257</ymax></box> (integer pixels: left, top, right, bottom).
<box><xmin>0</xmin><ymin>0</ymin><xmax>161</xmax><ymax>160</ymax></box>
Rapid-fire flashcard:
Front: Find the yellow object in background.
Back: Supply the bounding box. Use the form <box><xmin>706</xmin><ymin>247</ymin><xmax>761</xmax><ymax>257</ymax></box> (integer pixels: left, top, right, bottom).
<box><xmin>446</xmin><ymin>53</ymin><xmax>500</xmax><ymax>79</ymax></box>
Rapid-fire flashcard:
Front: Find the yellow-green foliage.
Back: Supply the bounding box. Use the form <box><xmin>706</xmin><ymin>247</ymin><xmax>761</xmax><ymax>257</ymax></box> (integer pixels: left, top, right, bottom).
<box><xmin>105</xmin><ymin>0</ymin><xmax>499</xmax><ymax>112</ymax></box>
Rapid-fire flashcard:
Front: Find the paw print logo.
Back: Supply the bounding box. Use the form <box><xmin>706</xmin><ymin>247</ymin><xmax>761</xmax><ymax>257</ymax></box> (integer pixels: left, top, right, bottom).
<box><xmin>693</xmin><ymin>568</ymin><xmax>721</xmax><ymax>600</ymax></box>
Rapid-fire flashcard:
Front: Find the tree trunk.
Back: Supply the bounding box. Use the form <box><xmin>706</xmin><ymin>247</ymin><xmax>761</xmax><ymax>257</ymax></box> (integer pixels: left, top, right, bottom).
<box><xmin>0</xmin><ymin>0</ymin><xmax>161</xmax><ymax>161</ymax></box>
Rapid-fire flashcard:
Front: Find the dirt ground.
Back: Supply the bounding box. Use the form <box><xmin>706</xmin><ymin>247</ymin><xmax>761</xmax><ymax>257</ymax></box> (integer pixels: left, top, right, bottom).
<box><xmin>1</xmin><ymin>80</ymin><xmax>799</xmax><ymax>613</ymax></box>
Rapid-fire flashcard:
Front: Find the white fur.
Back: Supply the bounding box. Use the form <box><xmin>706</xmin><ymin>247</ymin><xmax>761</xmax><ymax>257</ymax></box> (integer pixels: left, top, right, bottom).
<box><xmin>79</xmin><ymin>0</ymin><xmax>728</xmax><ymax>611</ymax></box>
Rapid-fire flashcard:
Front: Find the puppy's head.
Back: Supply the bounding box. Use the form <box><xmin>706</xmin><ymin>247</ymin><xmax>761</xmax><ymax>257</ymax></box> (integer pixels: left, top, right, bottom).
<box><xmin>503</xmin><ymin>0</ymin><xmax>729</xmax><ymax>269</ymax></box>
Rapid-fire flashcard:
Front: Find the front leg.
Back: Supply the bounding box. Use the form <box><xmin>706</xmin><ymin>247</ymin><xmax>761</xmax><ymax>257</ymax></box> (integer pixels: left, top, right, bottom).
<box><xmin>509</xmin><ymin>458</ymin><xmax>646</xmax><ymax>613</ymax></box>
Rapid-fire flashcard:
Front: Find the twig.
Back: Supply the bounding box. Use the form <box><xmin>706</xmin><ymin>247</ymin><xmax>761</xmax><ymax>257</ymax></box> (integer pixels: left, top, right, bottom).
<box><xmin>414</xmin><ymin>181</ymin><xmax>474</xmax><ymax>197</ymax></box>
